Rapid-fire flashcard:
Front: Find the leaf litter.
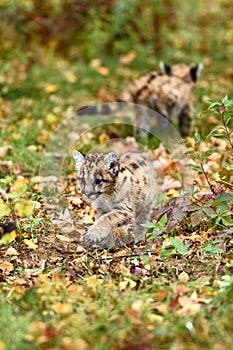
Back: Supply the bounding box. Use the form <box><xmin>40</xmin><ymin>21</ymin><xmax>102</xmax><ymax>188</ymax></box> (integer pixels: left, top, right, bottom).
<box><xmin>0</xmin><ymin>61</ymin><xmax>233</xmax><ymax>350</ymax></box>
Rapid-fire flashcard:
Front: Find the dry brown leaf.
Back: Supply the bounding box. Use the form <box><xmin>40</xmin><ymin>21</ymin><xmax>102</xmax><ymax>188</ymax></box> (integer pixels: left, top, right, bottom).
<box><xmin>178</xmin><ymin>271</ymin><xmax>189</xmax><ymax>283</ymax></box>
<box><xmin>0</xmin><ymin>261</ymin><xmax>14</xmax><ymax>273</ymax></box>
<box><xmin>5</xmin><ymin>247</ymin><xmax>19</xmax><ymax>256</ymax></box>
<box><xmin>120</xmin><ymin>50</ymin><xmax>137</xmax><ymax>65</ymax></box>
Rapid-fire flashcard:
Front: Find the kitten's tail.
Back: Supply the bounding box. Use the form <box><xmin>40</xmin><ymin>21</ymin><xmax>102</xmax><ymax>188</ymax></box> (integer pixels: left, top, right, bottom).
<box><xmin>77</xmin><ymin>99</ymin><xmax>127</xmax><ymax>116</ymax></box>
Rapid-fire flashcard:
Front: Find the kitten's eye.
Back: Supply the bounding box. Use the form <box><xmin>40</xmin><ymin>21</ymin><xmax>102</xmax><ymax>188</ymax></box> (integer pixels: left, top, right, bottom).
<box><xmin>95</xmin><ymin>178</ymin><xmax>102</xmax><ymax>185</ymax></box>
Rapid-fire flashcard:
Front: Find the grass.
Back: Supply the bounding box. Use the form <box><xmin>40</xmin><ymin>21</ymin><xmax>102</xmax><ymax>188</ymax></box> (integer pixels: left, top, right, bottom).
<box><xmin>0</xmin><ymin>1</ymin><xmax>233</xmax><ymax>349</ymax></box>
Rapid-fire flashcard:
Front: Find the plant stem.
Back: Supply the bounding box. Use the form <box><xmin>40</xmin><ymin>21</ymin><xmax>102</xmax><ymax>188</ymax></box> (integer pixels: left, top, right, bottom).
<box><xmin>221</xmin><ymin>113</ymin><xmax>233</xmax><ymax>150</ymax></box>
<box><xmin>200</xmin><ymin>163</ymin><xmax>216</xmax><ymax>195</ymax></box>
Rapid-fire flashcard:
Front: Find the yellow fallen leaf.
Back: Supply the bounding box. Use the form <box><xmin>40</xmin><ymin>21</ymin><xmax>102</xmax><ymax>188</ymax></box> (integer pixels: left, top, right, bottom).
<box><xmin>21</xmin><ymin>118</ymin><xmax>32</xmax><ymax>126</ymax></box>
<box><xmin>24</xmin><ymin>239</ymin><xmax>38</xmax><ymax>250</ymax></box>
<box><xmin>64</xmin><ymin>71</ymin><xmax>77</xmax><ymax>83</ymax></box>
<box><xmin>0</xmin><ymin>200</ymin><xmax>11</xmax><ymax>217</ymax></box>
<box><xmin>96</xmin><ymin>66</ymin><xmax>109</xmax><ymax>76</ymax></box>
<box><xmin>147</xmin><ymin>314</ymin><xmax>163</xmax><ymax>324</ymax></box>
<box><xmin>10</xmin><ymin>177</ymin><xmax>27</xmax><ymax>194</ymax></box>
<box><xmin>90</xmin><ymin>58</ymin><xmax>101</xmax><ymax>68</ymax></box>
<box><xmin>99</xmin><ymin>132</ymin><xmax>110</xmax><ymax>143</ymax></box>
<box><xmin>204</xmin><ymin>289</ymin><xmax>218</xmax><ymax>297</ymax></box>
<box><xmin>186</xmin><ymin>136</ymin><xmax>195</xmax><ymax>146</ymax></box>
<box><xmin>166</xmin><ymin>189</ymin><xmax>179</xmax><ymax>197</ymax></box>
<box><xmin>0</xmin><ymin>231</ymin><xmax>16</xmax><ymax>246</ymax></box>
<box><xmin>44</xmin><ymin>84</ymin><xmax>58</xmax><ymax>93</ymax></box>
<box><xmin>52</xmin><ymin>302</ymin><xmax>72</xmax><ymax>314</ymax></box>
<box><xmin>119</xmin><ymin>278</ymin><xmax>137</xmax><ymax>291</ymax></box>
<box><xmin>61</xmin><ymin>337</ymin><xmax>87</xmax><ymax>350</ymax></box>
<box><xmin>89</xmin><ymin>207</ymin><xmax>94</xmax><ymax>219</ymax></box>
<box><xmin>14</xmin><ymin>199</ymin><xmax>34</xmax><ymax>217</ymax></box>
<box><xmin>154</xmin><ymin>303</ymin><xmax>168</xmax><ymax>315</ymax></box>
<box><xmin>37</xmin><ymin>130</ymin><xmax>50</xmax><ymax>144</ymax></box>
<box><xmin>120</xmin><ymin>50</ymin><xmax>137</xmax><ymax>65</ymax></box>
<box><xmin>0</xmin><ymin>341</ymin><xmax>5</xmax><ymax>350</ymax></box>
<box><xmin>46</xmin><ymin>113</ymin><xmax>57</xmax><ymax>124</ymax></box>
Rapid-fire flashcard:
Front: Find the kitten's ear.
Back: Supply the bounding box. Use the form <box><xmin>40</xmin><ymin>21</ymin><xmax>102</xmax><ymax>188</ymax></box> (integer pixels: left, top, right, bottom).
<box><xmin>73</xmin><ymin>150</ymin><xmax>84</xmax><ymax>169</ymax></box>
<box><xmin>190</xmin><ymin>63</ymin><xmax>203</xmax><ymax>82</ymax></box>
<box><xmin>159</xmin><ymin>61</ymin><xmax>172</xmax><ymax>75</ymax></box>
<box><xmin>104</xmin><ymin>152</ymin><xmax>120</xmax><ymax>177</ymax></box>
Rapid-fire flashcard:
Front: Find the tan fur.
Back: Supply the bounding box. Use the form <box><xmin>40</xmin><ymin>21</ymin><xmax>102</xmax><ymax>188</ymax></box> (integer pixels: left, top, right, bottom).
<box><xmin>78</xmin><ymin>63</ymin><xmax>202</xmax><ymax>137</ymax></box>
<box><xmin>73</xmin><ymin>150</ymin><xmax>156</xmax><ymax>248</ymax></box>
<box><xmin>119</xmin><ymin>63</ymin><xmax>202</xmax><ymax>137</ymax></box>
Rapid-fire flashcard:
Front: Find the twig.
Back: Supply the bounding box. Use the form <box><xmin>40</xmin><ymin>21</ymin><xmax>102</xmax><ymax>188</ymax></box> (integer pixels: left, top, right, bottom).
<box><xmin>200</xmin><ymin>163</ymin><xmax>216</xmax><ymax>196</ymax></box>
<box><xmin>88</xmin><ymin>250</ymin><xmax>160</xmax><ymax>261</ymax></box>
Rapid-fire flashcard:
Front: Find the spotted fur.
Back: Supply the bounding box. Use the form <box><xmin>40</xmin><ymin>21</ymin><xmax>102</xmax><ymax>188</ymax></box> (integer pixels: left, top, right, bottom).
<box><xmin>78</xmin><ymin>62</ymin><xmax>202</xmax><ymax>137</ymax></box>
<box><xmin>73</xmin><ymin>150</ymin><xmax>156</xmax><ymax>248</ymax></box>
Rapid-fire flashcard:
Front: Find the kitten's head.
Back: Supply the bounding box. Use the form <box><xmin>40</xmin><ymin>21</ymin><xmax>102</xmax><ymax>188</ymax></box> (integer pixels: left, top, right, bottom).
<box><xmin>73</xmin><ymin>150</ymin><xmax>120</xmax><ymax>200</ymax></box>
<box><xmin>160</xmin><ymin>62</ymin><xmax>203</xmax><ymax>83</ymax></box>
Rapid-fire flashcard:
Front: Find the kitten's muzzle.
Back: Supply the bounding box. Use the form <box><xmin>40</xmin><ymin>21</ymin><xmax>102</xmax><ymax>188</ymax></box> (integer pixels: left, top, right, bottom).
<box><xmin>82</xmin><ymin>190</ymin><xmax>102</xmax><ymax>200</ymax></box>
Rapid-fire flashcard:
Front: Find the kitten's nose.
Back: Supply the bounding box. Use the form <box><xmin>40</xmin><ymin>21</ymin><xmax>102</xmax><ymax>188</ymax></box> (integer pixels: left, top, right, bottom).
<box><xmin>83</xmin><ymin>190</ymin><xmax>97</xmax><ymax>199</ymax></box>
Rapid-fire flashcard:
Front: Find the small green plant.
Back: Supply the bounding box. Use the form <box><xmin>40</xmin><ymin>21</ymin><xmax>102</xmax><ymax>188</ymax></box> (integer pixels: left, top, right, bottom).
<box><xmin>141</xmin><ymin>213</ymin><xmax>167</xmax><ymax>237</ymax></box>
<box><xmin>143</xmin><ymin>96</ymin><xmax>233</xmax><ymax>256</ymax></box>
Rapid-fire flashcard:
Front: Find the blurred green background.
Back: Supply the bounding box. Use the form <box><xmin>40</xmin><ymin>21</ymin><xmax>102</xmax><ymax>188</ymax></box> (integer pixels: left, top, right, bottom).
<box><xmin>0</xmin><ymin>0</ymin><xmax>232</xmax><ymax>139</ymax></box>
<box><xmin>1</xmin><ymin>0</ymin><xmax>232</xmax><ymax>64</ymax></box>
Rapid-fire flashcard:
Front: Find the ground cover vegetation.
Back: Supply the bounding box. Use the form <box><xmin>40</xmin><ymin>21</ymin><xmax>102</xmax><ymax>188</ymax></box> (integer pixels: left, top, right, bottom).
<box><xmin>0</xmin><ymin>1</ymin><xmax>233</xmax><ymax>349</ymax></box>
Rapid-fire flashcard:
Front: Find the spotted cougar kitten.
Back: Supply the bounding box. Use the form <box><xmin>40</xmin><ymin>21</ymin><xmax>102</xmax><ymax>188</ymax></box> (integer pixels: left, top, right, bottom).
<box><xmin>78</xmin><ymin>62</ymin><xmax>202</xmax><ymax>137</ymax></box>
<box><xmin>73</xmin><ymin>150</ymin><xmax>156</xmax><ymax>248</ymax></box>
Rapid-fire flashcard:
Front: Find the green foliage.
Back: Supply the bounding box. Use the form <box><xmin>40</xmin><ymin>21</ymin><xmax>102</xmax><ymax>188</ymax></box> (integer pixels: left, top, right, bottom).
<box><xmin>160</xmin><ymin>237</ymin><xmax>189</xmax><ymax>257</ymax></box>
<box><xmin>0</xmin><ymin>298</ymin><xmax>37</xmax><ymax>350</ymax></box>
<box><xmin>142</xmin><ymin>213</ymin><xmax>167</xmax><ymax>235</ymax></box>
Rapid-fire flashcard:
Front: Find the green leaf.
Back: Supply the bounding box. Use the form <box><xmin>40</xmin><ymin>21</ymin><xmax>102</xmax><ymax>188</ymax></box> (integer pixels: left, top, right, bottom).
<box><xmin>206</xmin><ymin>125</ymin><xmax>225</xmax><ymax>139</ymax></box>
<box><xmin>160</xmin><ymin>247</ymin><xmax>175</xmax><ymax>258</ymax></box>
<box><xmin>202</xmin><ymin>242</ymin><xmax>224</xmax><ymax>256</ymax></box>
<box><xmin>160</xmin><ymin>214</ymin><xmax>167</xmax><ymax>226</ymax></box>
<box><xmin>194</xmin><ymin>130</ymin><xmax>201</xmax><ymax>145</ymax></box>
<box><xmin>0</xmin><ymin>201</ymin><xmax>11</xmax><ymax>217</ymax></box>
<box><xmin>222</xmin><ymin>95</ymin><xmax>229</xmax><ymax>105</ymax></box>
<box><xmin>193</xmin><ymin>151</ymin><xmax>202</xmax><ymax>162</ymax></box>
<box><xmin>216</xmin><ymin>203</ymin><xmax>230</xmax><ymax>213</ymax></box>
<box><xmin>223</xmin><ymin>114</ymin><xmax>231</xmax><ymax>124</ymax></box>
<box><xmin>215</xmin><ymin>192</ymin><xmax>233</xmax><ymax>202</ymax></box>
<box><xmin>208</xmin><ymin>101</ymin><xmax>222</xmax><ymax>110</ymax></box>
<box><xmin>203</xmin><ymin>206</ymin><xmax>216</xmax><ymax>218</ymax></box>
<box><xmin>211</xmin><ymin>133</ymin><xmax>227</xmax><ymax>139</ymax></box>
<box><xmin>170</xmin><ymin>238</ymin><xmax>189</xmax><ymax>254</ymax></box>
<box><xmin>189</xmin><ymin>164</ymin><xmax>204</xmax><ymax>173</ymax></box>
<box><xmin>141</xmin><ymin>222</ymin><xmax>155</xmax><ymax>228</ymax></box>
<box><xmin>222</xmin><ymin>216</ymin><xmax>233</xmax><ymax>227</ymax></box>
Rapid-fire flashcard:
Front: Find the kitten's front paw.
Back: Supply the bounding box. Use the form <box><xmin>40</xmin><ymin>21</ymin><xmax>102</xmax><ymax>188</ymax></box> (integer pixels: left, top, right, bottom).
<box><xmin>84</xmin><ymin>225</ymin><xmax>114</xmax><ymax>249</ymax></box>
